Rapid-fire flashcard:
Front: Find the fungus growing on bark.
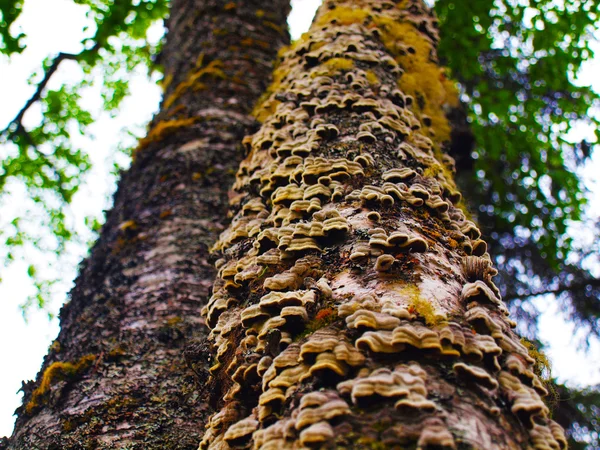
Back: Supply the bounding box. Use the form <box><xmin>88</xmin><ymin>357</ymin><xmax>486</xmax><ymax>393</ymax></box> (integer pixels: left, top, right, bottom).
<box><xmin>392</xmin><ymin>321</ymin><xmax>443</xmax><ymax>350</ymax></box>
<box><xmin>464</xmin><ymin>306</ymin><xmax>504</xmax><ymax>339</ymax></box>
<box><xmin>417</xmin><ymin>418</ymin><xmax>457</xmax><ymax>450</ymax></box>
<box><xmin>388</xmin><ymin>232</ymin><xmax>429</xmax><ymax>253</ymax></box>
<box><xmin>529</xmin><ymin>423</ymin><xmax>568</xmax><ymax>450</ymax></box>
<box><xmin>369</xmin><ymin>227</ymin><xmax>391</xmax><ymax>248</ymax></box>
<box><xmin>223</xmin><ymin>416</ymin><xmax>259</xmax><ymax>447</ymax></box>
<box><xmin>498</xmin><ymin>371</ymin><xmax>550</xmax><ymax>425</ymax></box>
<box><xmin>337</xmin><ymin>364</ymin><xmax>435</xmax><ymax>411</ymax></box>
<box><xmin>200</xmin><ymin>402</ymin><xmax>241</xmax><ymax>449</ymax></box>
<box><xmin>300</xmin><ymin>328</ymin><xmax>365</xmax><ymax>366</ymax></box>
<box><xmin>461</xmin><ymin>280</ymin><xmax>508</xmax><ymax>315</ymax></box>
<box><xmin>199</xmin><ymin>0</ymin><xmax>567</xmax><ymax>447</ymax></box>
<box><xmin>375</xmin><ymin>254</ymin><xmax>396</xmax><ymax>272</ymax></box>
<box><xmin>241</xmin><ymin>305</ymin><xmax>270</xmax><ymax>327</ymax></box>
<box><xmin>204</xmin><ymin>290</ymin><xmax>238</xmax><ymax>328</ymax></box>
<box><xmin>453</xmin><ymin>362</ymin><xmax>499</xmax><ymax>390</ymax></box>
<box><xmin>471</xmin><ymin>238</ymin><xmax>488</xmax><ymax>256</ymax></box>
<box><xmin>252</xmin><ymin>418</ymin><xmax>296</xmax><ymax>449</ymax></box>
<box><xmin>359</xmin><ymin>185</ymin><xmax>395</xmax><ymax>206</ymax></box>
<box><xmin>299</xmin><ymin>421</ymin><xmax>335</xmax><ymax>446</ymax></box>
<box><xmin>295</xmin><ymin>394</ymin><xmax>351</xmax><ymax>430</ymax></box>
<box><xmin>345</xmin><ymin>309</ymin><xmax>402</xmax><ymax>330</ymax></box>
<box><xmin>356</xmin><ymin>330</ymin><xmax>404</xmax><ymax>354</ymax></box>
<box><xmin>462</xmin><ymin>332</ymin><xmax>502</xmax><ymax>371</ymax></box>
<box><xmin>350</xmin><ymin>242</ymin><xmax>372</xmax><ymax>262</ymax></box>
<box><xmin>462</xmin><ymin>255</ymin><xmax>498</xmax><ymax>283</ymax></box>
<box><xmin>256</xmin><ymin>248</ymin><xmax>282</xmax><ymax>266</ymax></box>
<box><xmin>366</xmin><ymin>211</ymin><xmax>381</xmax><ymax>222</ymax></box>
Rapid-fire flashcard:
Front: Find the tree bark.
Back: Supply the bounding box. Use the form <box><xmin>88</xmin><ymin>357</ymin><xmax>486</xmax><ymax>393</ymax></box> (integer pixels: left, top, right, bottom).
<box><xmin>201</xmin><ymin>0</ymin><xmax>567</xmax><ymax>449</ymax></box>
<box><xmin>4</xmin><ymin>1</ymin><xmax>289</xmax><ymax>448</ymax></box>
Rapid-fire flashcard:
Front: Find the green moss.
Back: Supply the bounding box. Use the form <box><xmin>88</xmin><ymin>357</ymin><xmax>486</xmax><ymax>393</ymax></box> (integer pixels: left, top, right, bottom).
<box><xmin>106</xmin><ymin>345</ymin><xmax>126</xmax><ymax>361</ymax></box>
<box><xmin>166</xmin><ymin>316</ymin><xmax>182</xmax><ymax>326</ymax></box>
<box><xmin>400</xmin><ymin>285</ymin><xmax>444</xmax><ymax>326</ymax></box>
<box><xmin>241</xmin><ymin>37</ymin><xmax>270</xmax><ymax>49</ymax></box>
<box><xmin>521</xmin><ymin>338</ymin><xmax>552</xmax><ymax>380</ymax></box>
<box><xmin>160</xmin><ymin>73</ymin><xmax>173</xmax><ymax>92</ymax></box>
<box><xmin>136</xmin><ymin>117</ymin><xmax>198</xmax><ymax>153</ymax></box>
<box><xmin>252</xmin><ymin>97</ymin><xmax>281</xmax><ymax>123</ymax></box>
<box><xmin>521</xmin><ymin>338</ymin><xmax>559</xmax><ymax>411</ymax></box>
<box><xmin>422</xmin><ymin>162</ymin><xmax>444</xmax><ymax>179</ymax></box>
<box><xmin>257</xmin><ymin>265</ymin><xmax>269</xmax><ymax>279</ymax></box>
<box><xmin>26</xmin><ymin>354</ymin><xmax>96</xmax><ymax>414</ymax></box>
<box><xmin>314</xmin><ymin>7</ymin><xmax>371</xmax><ymax>27</ymax></box>
<box><xmin>455</xmin><ymin>198</ymin><xmax>474</xmax><ymax>222</ymax></box>
<box><xmin>61</xmin><ymin>394</ymin><xmax>139</xmax><ymax>435</ymax></box>
<box><xmin>294</xmin><ymin>307</ymin><xmax>339</xmax><ymax>342</ymax></box>
<box><xmin>262</xmin><ymin>19</ymin><xmax>286</xmax><ymax>35</ymax></box>
<box><xmin>250</xmin><ymin>51</ymin><xmax>290</xmax><ymax>122</ymax></box>
<box><xmin>422</xmin><ymin>156</ymin><xmax>460</xmax><ymax>201</ymax></box>
<box><xmin>163</xmin><ymin>57</ymin><xmax>227</xmax><ymax>109</ymax></box>
<box><xmin>326</xmin><ymin>58</ymin><xmax>354</xmax><ymax>70</ymax></box>
<box><xmin>386</xmin><ymin>21</ymin><xmax>458</xmax><ymax>145</ymax></box>
<box><xmin>365</xmin><ymin>70</ymin><xmax>379</xmax><ymax>85</ymax></box>
<box><xmin>356</xmin><ymin>438</ymin><xmax>387</xmax><ymax>450</ymax></box>
<box><xmin>49</xmin><ymin>339</ymin><xmax>61</xmax><ymax>353</ymax></box>
<box><xmin>314</xmin><ymin>5</ymin><xmax>459</xmax><ymax>148</ymax></box>
<box><xmin>310</xmin><ymin>57</ymin><xmax>355</xmax><ymax>78</ymax></box>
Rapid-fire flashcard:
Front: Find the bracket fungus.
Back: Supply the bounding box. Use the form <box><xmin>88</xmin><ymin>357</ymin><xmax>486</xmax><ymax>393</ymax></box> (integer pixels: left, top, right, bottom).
<box><xmin>199</xmin><ymin>0</ymin><xmax>567</xmax><ymax>447</ymax></box>
<box><xmin>337</xmin><ymin>364</ymin><xmax>436</xmax><ymax>411</ymax></box>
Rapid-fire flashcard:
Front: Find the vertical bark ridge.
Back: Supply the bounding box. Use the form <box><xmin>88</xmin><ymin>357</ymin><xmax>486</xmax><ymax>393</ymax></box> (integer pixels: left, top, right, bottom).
<box><xmin>5</xmin><ymin>1</ymin><xmax>290</xmax><ymax>448</ymax></box>
<box><xmin>201</xmin><ymin>1</ymin><xmax>566</xmax><ymax>449</ymax></box>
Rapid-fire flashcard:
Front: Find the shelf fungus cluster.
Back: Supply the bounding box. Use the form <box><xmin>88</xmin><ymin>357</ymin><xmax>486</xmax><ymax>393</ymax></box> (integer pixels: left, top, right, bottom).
<box><xmin>199</xmin><ymin>0</ymin><xmax>566</xmax><ymax>448</ymax></box>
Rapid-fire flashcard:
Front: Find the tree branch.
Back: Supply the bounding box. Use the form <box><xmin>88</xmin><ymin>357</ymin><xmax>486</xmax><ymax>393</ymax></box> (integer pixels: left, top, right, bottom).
<box><xmin>0</xmin><ymin>43</ymin><xmax>100</xmax><ymax>139</ymax></box>
<box><xmin>505</xmin><ymin>277</ymin><xmax>600</xmax><ymax>302</ymax></box>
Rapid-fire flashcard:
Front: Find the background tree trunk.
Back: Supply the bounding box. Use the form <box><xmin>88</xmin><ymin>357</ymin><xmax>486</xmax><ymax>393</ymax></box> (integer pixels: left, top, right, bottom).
<box><xmin>4</xmin><ymin>1</ymin><xmax>289</xmax><ymax>448</ymax></box>
<box><xmin>200</xmin><ymin>0</ymin><xmax>567</xmax><ymax>448</ymax></box>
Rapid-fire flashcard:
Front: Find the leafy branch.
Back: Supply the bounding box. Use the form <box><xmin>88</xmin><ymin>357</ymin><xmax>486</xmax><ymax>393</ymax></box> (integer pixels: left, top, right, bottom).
<box><xmin>0</xmin><ymin>0</ymin><xmax>25</xmax><ymax>55</ymax></box>
<box><xmin>0</xmin><ymin>0</ymin><xmax>168</xmax><ymax>312</ymax></box>
<box><xmin>0</xmin><ymin>43</ymin><xmax>100</xmax><ymax>140</ymax></box>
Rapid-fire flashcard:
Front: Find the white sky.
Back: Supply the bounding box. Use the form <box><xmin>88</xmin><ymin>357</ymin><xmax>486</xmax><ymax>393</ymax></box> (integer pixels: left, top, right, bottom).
<box><xmin>0</xmin><ymin>0</ymin><xmax>598</xmax><ymax>439</ymax></box>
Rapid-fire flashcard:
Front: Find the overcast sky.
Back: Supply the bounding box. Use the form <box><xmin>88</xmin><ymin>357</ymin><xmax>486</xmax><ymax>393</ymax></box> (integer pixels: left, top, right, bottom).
<box><xmin>0</xmin><ymin>0</ymin><xmax>598</xmax><ymax>439</ymax></box>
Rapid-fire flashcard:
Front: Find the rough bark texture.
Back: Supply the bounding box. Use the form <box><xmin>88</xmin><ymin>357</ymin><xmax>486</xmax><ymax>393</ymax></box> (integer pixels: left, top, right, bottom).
<box><xmin>200</xmin><ymin>1</ymin><xmax>567</xmax><ymax>449</ymax></box>
<box><xmin>4</xmin><ymin>1</ymin><xmax>289</xmax><ymax>448</ymax></box>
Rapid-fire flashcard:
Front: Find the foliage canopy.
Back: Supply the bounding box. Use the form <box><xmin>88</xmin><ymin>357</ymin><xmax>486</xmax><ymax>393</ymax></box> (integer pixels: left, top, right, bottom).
<box><xmin>0</xmin><ymin>0</ymin><xmax>168</xmax><ymax>308</ymax></box>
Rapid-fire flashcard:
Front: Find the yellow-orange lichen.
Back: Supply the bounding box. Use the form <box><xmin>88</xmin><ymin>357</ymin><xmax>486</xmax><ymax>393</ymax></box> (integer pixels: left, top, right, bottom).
<box><xmin>400</xmin><ymin>285</ymin><xmax>444</xmax><ymax>326</ymax></box>
<box><xmin>314</xmin><ymin>5</ymin><xmax>458</xmax><ymax>152</ymax></box>
<box><xmin>136</xmin><ymin>117</ymin><xmax>197</xmax><ymax>153</ymax></box>
<box><xmin>163</xmin><ymin>57</ymin><xmax>227</xmax><ymax>109</ymax></box>
<box><xmin>26</xmin><ymin>354</ymin><xmax>96</xmax><ymax>413</ymax></box>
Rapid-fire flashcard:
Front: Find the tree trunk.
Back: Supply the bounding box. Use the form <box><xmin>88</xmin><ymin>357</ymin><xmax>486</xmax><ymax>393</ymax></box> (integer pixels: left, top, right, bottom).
<box><xmin>4</xmin><ymin>1</ymin><xmax>289</xmax><ymax>448</ymax></box>
<box><xmin>201</xmin><ymin>0</ymin><xmax>567</xmax><ymax>449</ymax></box>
